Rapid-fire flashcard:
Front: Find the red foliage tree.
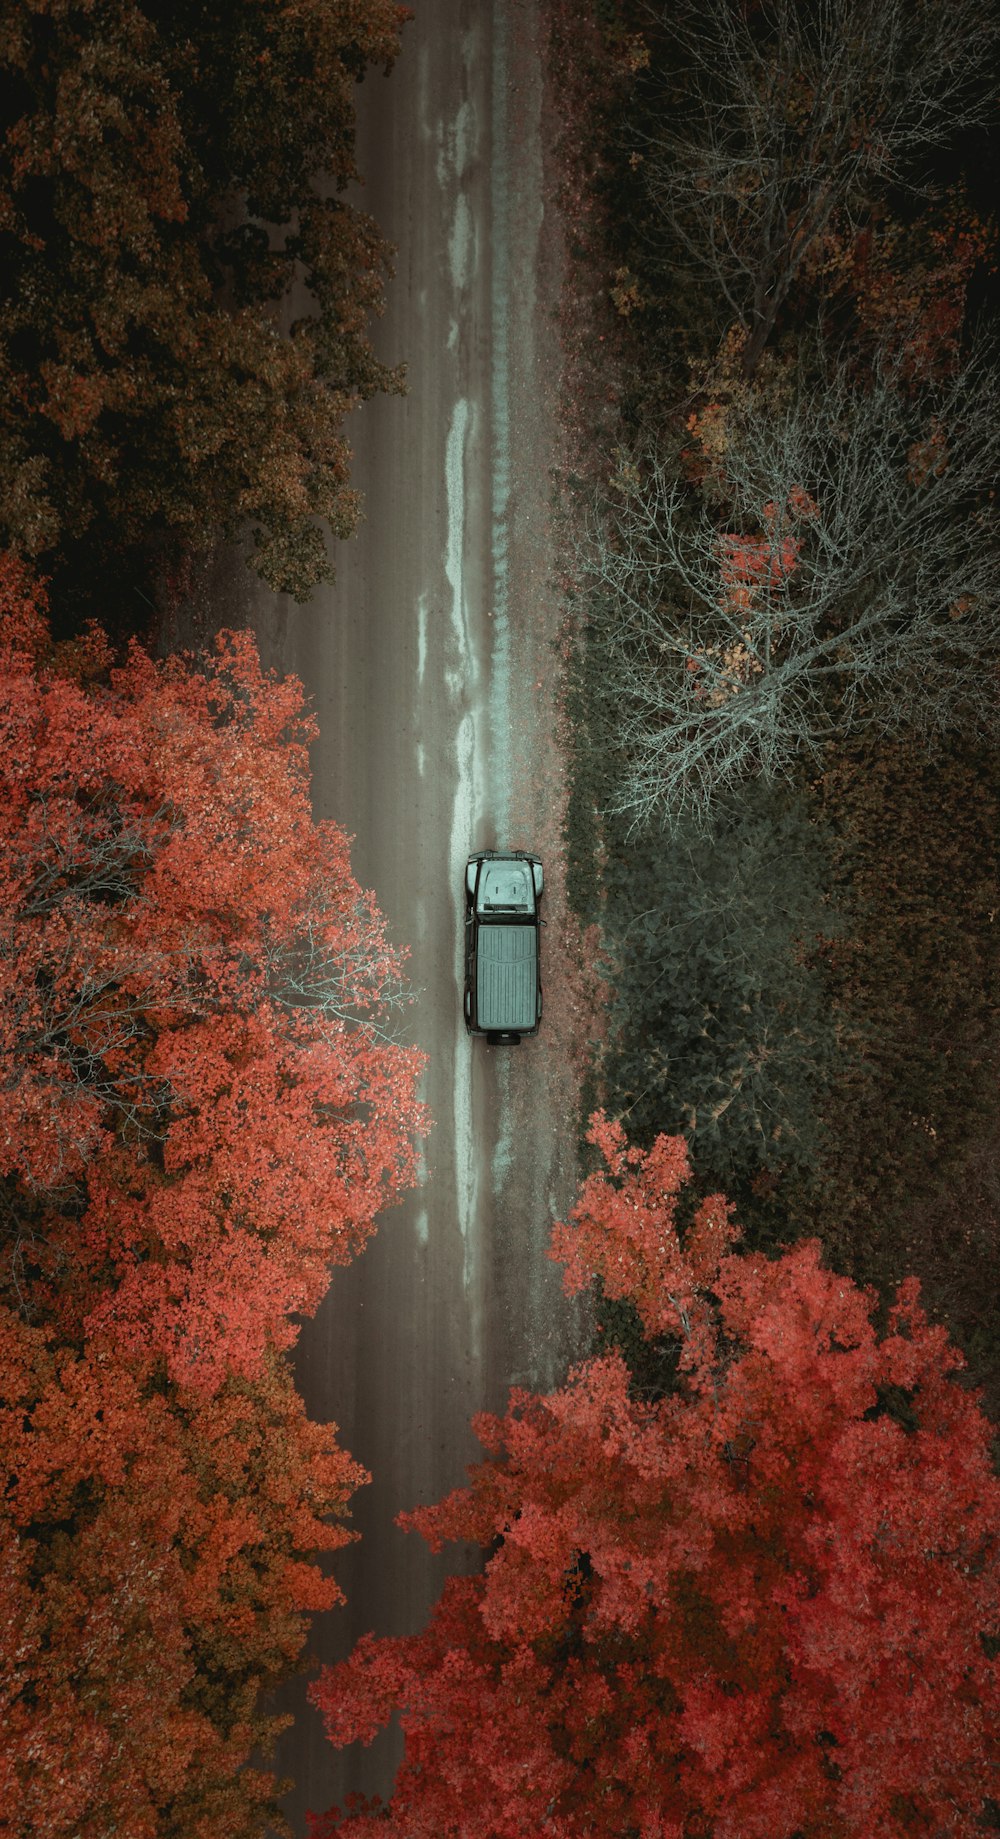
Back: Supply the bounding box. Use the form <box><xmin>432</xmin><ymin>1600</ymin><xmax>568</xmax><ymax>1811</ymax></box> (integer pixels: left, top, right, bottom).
<box><xmin>0</xmin><ymin>556</ymin><xmax>426</xmax><ymax>1832</ymax></box>
<box><xmin>0</xmin><ymin>556</ymin><xmax>427</xmax><ymax>1390</ymax></box>
<box><xmin>311</xmin><ymin>1114</ymin><xmax>1000</xmax><ymax>1839</ymax></box>
<box><xmin>717</xmin><ymin>487</ymin><xmax>818</xmax><ymax>613</ymax></box>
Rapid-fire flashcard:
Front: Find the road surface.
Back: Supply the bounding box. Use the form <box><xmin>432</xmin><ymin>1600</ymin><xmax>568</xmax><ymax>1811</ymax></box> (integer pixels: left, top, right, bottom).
<box><xmin>212</xmin><ymin>3</ymin><xmax>584</xmax><ymax>1827</ymax></box>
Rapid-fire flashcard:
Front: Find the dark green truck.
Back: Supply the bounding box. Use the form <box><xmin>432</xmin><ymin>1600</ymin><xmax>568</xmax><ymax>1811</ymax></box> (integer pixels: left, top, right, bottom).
<box><xmin>463</xmin><ymin>851</ymin><xmax>544</xmax><ymax>1044</ymax></box>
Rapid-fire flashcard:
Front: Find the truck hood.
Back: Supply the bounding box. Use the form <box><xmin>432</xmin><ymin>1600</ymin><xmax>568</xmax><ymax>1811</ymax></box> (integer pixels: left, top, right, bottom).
<box><xmin>477</xmin><ymin>859</ymin><xmax>535</xmax><ymax>914</ymax></box>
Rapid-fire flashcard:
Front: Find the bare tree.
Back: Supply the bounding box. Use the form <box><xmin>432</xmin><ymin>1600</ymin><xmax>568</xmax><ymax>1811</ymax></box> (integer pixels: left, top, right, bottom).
<box><xmin>641</xmin><ymin>0</ymin><xmax>998</xmax><ymax>375</ymax></box>
<box><xmin>585</xmin><ymin>352</ymin><xmax>1000</xmax><ymax>829</ymax></box>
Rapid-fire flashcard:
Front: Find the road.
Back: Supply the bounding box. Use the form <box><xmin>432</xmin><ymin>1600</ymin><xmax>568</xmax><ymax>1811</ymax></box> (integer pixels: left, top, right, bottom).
<box><xmin>230</xmin><ymin>4</ymin><xmax>583</xmax><ymax>1828</ymax></box>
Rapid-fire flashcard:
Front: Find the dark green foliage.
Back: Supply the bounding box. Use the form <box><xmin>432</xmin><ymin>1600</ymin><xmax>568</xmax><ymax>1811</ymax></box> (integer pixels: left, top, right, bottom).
<box><xmin>592</xmin><ymin>1290</ymin><xmax>682</xmax><ymax>1403</ymax></box>
<box><xmin>805</xmin><ymin>735</ymin><xmax>1000</xmax><ymax>1217</ymax></box>
<box><xmin>786</xmin><ymin>732</ymin><xmax>1000</xmax><ymax>1240</ymax></box>
<box><xmin>597</xmin><ymin>780</ymin><xmax>841</xmax><ymax>1183</ymax></box>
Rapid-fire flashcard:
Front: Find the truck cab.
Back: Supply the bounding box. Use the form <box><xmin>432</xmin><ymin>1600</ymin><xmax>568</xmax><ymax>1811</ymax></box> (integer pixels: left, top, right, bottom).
<box><xmin>463</xmin><ymin>851</ymin><xmax>543</xmax><ymax>1044</ymax></box>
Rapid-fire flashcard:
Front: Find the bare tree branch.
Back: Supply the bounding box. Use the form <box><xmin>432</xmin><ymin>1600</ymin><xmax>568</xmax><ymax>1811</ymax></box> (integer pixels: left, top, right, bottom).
<box><xmin>640</xmin><ymin>0</ymin><xmax>998</xmax><ymax>372</ymax></box>
<box><xmin>262</xmin><ymin>889</ymin><xmax>417</xmax><ymax>1047</ymax></box>
<box><xmin>584</xmin><ymin>350</ymin><xmax>1000</xmax><ymax>828</ymax></box>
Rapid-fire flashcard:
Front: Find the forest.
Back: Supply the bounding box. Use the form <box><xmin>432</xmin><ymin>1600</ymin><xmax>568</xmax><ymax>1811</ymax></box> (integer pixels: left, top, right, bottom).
<box><xmin>554</xmin><ymin>0</ymin><xmax>1000</xmax><ymax>1414</ymax></box>
<box><xmin>1</xmin><ymin>1</ymin><xmax>998</xmax><ymax>1836</ymax></box>
<box><xmin>0</xmin><ymin>5</ymin><xmax>425</xmax><ymax>1833</ymax></box>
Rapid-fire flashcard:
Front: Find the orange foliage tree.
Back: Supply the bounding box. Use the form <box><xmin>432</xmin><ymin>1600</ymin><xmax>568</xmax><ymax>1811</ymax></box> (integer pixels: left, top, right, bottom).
<box><xmin>0</xmin><ymin>557</ymin><xmax>427</xmax><ymax>1833</ymax></box>
<box><xmin>0</xmin><ymin>1315</ymin><xmax>363</xmax><ymax>1839</ymax></box>
<box><xmin>311</xmin><ymin>1114</ymin><xmax>999</xmax><ymax>1839</ymax></box>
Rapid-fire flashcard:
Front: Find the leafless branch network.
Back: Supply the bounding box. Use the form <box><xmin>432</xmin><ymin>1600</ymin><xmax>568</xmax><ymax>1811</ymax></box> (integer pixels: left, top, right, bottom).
<box><xmin>584</xmin><ymin>351</ymin><xmax>1000</xmax><ymax>828</ymax></box>
<box><xmin>263</xmin><ymin>891</ymin><xmax>417</xmax><ymax>1047</ymax></box>
<box><xmin>640</xmin><ymin>0</ymin><xmax>998</xmax><ymax>372</ymax></box>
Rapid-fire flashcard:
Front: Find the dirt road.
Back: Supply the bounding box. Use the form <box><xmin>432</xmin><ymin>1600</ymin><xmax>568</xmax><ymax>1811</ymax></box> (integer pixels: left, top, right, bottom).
<box><xmin>236</xmin><ymin>4</ymin><xmax>583</xmax><ymax>1827</ymax></box>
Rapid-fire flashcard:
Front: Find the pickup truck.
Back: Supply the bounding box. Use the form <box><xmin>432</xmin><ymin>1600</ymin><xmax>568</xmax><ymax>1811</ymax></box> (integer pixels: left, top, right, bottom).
<box><xmin>463</xmin><ymin>851</ymin><xmax>543</xmax><ymax>1044</ymax></box>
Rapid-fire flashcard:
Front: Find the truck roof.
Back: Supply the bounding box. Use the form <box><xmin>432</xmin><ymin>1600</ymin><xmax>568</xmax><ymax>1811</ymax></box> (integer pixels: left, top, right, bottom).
<box><xmin>476</xmin><ymin>924</ymin><xmax>538</xmax><ymax>1032</ymax></box>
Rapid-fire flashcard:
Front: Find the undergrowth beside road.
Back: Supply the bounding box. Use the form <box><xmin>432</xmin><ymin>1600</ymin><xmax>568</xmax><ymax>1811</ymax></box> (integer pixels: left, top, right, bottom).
<box><xmin>545</xmin><ymin>0</ymin><xmax>1000</xmax><ymax>1423</ymax></box>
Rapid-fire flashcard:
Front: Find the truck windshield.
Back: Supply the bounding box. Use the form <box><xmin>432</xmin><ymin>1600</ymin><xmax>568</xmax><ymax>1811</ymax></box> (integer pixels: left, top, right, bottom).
<box><xmin>477</xmin><ymin>861</ymin><xmax>534</xmax><ymax>915</ymax></box>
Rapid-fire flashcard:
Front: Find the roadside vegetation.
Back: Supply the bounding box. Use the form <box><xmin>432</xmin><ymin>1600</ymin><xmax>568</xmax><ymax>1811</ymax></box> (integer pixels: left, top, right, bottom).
<box><xmin>0</xmin><ymin>562</ymin><xmax>427</xmax><ymax>1838</ymax></box>
<box><xmin>550</xmin><ymin>0</ymin><xmax>1000</xmax><ymax>1421</ymax></box>
<box><xmin>313</xmin><ymin>1118</ymin><xmax>1000</xmax><ymax>1836</ymax></box>
<box><xmin>0</xmin><ymin>8</ymin><xmax>421</xmax><ymax>1834</ymax></box>
<box><xmin>0</xmin><ymin>0</ymin><xmax>407</xmax><ymax>628</ymax></box>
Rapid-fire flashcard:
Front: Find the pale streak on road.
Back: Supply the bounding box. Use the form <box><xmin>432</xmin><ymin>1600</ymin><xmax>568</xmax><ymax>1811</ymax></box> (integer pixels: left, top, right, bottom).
<box><xmin>231</xmin><ymin>3</ymin><xmax>584</xmax><ymax>1831</ymax></box>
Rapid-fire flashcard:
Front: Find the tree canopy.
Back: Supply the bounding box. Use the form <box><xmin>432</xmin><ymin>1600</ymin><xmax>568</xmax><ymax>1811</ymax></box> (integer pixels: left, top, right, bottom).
<box><xmin>0</xmin><ymin>557</ymin><xmax>426</xmax><ymax>1388</ymax></box>
<box><xmin>311</xmin><ymin>1115</ymin><xmax>1000</xmax><ymax>1839</ymax></box>
<box><xmin>0</xmin><ymin>557</ymin><xmax>427</xmax><ymax>1832</ymax></box>
<box><xmin>585</xmin><ymin>348</ymin><xmax>1000</xmax><ymax>827</ymax></box>
<box><xmin>640</xmin><ymin>0</ymin><xmax>997</xmax><ymax>376</ymax></box>
<box><xmin>0</xmin><ymin>0</ymin><xmax>408</xmax><ymax>602</ymax></box>
<box><xmin>0</xmin><ymin>1331</ymin><xmax>363</xmax><ymax>1839</ymax></box>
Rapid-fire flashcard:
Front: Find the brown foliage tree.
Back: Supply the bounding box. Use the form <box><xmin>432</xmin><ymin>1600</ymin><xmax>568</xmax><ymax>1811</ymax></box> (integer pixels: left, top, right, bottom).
<box><xmin>0</xmin><ymin>0</ymin><xmax>408</xmax><ymax>599</ymax></box>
